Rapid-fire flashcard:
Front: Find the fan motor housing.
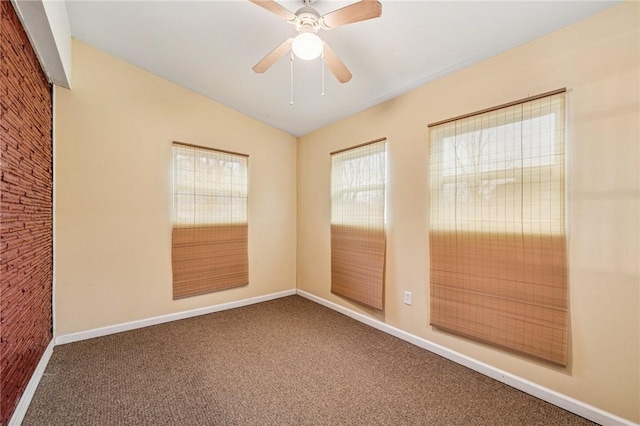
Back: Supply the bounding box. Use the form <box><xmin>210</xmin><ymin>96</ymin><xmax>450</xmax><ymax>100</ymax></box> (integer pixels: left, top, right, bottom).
<box><xmin>294</xmin><ymin>6</ymin><xmax>321</xmax><ymax>33</ymax></box>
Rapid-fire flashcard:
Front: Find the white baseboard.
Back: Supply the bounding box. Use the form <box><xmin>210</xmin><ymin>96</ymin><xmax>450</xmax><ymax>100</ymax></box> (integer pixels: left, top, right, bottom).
<box><xmin>13</xmin><ymin>289</ymin><xmax>636</xmax><ymax>426</ymax></box>
<box><xmin>8</xmin><ymin>339</ymin><xmax>55</xmax><ymax>426</ymax></box>
<box><xmin>55</xmin><ymin>289</ymin><xmax>296</xmax><ymax>345</ymax></box>
<box><xmin>296</xmin><ymin>289</ymin><xmax>637</xmax><ymax>426</ymax></box>
<box><xmin>11</xmin><ymin>289</ymin><xmax>295</xmax><ymax>424</ymax></box>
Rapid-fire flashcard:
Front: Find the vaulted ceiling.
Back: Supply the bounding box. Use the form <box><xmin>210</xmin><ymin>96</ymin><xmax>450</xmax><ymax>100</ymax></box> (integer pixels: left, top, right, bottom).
<box><xmin>56</xmin><ymin>1</ymin><xmax>621</xmax><ymax>136</ymax></box>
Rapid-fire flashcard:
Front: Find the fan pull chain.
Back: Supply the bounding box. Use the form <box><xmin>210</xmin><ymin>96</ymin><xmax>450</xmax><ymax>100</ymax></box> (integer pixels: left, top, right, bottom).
<box><xmin>290</xmin><ymin>52</ymin><xmax>294</xmax><ymax>106</ymax></box>
<box><xmin>321</xmin><ymin>52</ymin><xmax>325</xmax><ymax>97</ymax></box>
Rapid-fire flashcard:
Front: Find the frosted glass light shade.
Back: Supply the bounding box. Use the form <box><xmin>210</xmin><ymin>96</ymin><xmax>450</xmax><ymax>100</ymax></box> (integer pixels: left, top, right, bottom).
<box><xmin>292</xmin><ymin>33</ymin><xmax>323</xmax><ymax>60</ymax></box>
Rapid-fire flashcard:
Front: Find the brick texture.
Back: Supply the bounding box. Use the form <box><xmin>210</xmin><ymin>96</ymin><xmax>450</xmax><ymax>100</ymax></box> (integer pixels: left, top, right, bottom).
<box><xmin>0</xmin><ymin>1</ymin><xmax>53</xmax><ymax>424</ymax></box>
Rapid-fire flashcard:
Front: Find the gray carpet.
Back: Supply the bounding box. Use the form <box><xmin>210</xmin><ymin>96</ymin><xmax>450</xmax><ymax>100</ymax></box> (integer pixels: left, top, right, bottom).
<box><xmin>24</xmin><ymin>296</ymin><xmax>595</xmax><ymax>425</ymax></box>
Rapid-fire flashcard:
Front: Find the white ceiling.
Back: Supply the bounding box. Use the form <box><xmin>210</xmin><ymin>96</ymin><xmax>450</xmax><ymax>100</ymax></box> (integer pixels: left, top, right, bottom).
<box><xmin>64</xmin><ymin>0</ymin><xmax>620</xmax><ymax>136</ymax></box>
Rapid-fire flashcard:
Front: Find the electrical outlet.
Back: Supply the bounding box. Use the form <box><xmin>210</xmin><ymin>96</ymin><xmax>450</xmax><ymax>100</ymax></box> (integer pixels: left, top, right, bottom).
<box><xmin>403</xmin><ymin>291</ymin><xmax>412</xmax><ymax>306</ymax></box>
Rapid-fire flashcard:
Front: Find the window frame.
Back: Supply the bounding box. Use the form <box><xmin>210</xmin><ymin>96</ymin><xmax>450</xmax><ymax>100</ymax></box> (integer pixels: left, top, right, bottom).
<box><xmin>171</xmin><ymin>141</ymin><xmax>249</xmax><ymax>299</ymax></box>
<box><xmin>427</xmin><ymin>89</ymin><xmax>568</xmax><ymax>365</ymax></box>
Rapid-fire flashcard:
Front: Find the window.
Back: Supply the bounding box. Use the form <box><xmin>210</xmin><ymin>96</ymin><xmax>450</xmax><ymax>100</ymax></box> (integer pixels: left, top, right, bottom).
<box><xmin>330</xmin><ymin>138</ymin><xmax>387</xmax><ymax>310</ymax></box>
<box><xmin>428</xmin><ymin>90</ymin><xmax>567</xmax><ymax>365</ymax></box>
<box><xmin>172</xmin><ymin>142</ymin><xmax>248</xmax><ymax>299</ymax></box>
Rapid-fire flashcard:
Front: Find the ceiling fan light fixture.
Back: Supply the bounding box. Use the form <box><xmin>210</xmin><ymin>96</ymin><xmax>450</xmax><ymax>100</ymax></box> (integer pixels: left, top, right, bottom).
<box><xmin>251</xmin><ymin>0</ymin><xmax>382</xmax><ymax>83</ymax></box>
<box><xmin>292</xmin><ymin>32</ymin><xmax>323</xmax><ymax>60</ymax></box>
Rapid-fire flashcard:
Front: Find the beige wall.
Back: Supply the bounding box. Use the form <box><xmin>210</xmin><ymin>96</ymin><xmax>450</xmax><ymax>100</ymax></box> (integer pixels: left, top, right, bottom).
<box><xmin>297</xmin><ymin>3</ymin><xmax>639</xmax><ymax>423</ymax></box>
<box><xmin>55</xmin><ymin>4</ymin><xmax>639</xmax><ymax>423</ymax></box>
<box><xmin>54</xmin><ymin>40</ymin><xmax>297</xmax><ymax>336</ymax></box>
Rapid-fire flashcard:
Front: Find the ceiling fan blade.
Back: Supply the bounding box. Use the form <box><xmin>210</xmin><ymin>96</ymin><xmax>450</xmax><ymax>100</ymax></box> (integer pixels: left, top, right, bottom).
<box><xmin>249</xmin><ymin>0</ymin><xmax>296</xmax><ymax>21</ymax></box>
<box><xmin>252</xmin><ymin>39</ymin><xmax>292</xmax><ymax>73</ymax></box>
<box><xmin>323</xmin><ymin>42</ymin><xmax>352</xmax><ymax>83</ymax></box>
<box><xmin>321</xmin><ymin>0</ymin><xmax>382</xmax><ymax>29</ymax></box>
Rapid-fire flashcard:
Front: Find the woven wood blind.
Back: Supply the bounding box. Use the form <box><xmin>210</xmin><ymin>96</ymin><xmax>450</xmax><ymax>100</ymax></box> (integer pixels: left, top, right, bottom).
<box><xmin>172</xmin><ymin>143</ymin><xmax>248</xmax><ymax>299</ymax></box>
<box><xmin>330</xmin><ymin>139</ymin><xmax>387</xmax><ymax>310</ymax></box>
<box><xmin>428</xmin><ymin>91</ymin><xmax>568</xmax><ymax>365</ymax></box>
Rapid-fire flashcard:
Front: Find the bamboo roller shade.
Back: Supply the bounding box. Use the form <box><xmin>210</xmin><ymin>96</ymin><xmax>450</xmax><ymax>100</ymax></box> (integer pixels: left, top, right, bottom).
<box><xmin>330</xmin><ymin>139</ymin><xmax>387</xmax><ymax>310</ymax></box>
<box><xmin>172</xmin><ymin>143</ymin><xmax>248</xmax><ymax>299</ymax></box>
<box><xmin>331</xmin><ymin>225</ymin><xmax>386</xmax><ymax>310</ymax></box>
<box><xmin>172</xmin><ymin>225</ymin><xmax>248</xmax><ymax>299</ymax></box>
<box><xmin>428</xmin><ymin>91</ymin><xmax>568</xmax><ymax>365</ymax></box>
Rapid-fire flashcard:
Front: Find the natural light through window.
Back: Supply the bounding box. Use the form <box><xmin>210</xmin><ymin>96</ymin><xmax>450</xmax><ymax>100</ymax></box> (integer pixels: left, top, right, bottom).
<box><xmin>428</xmin><ymin>91</ymin><xmax>568</xmax><ymax>365</ymax></box>
<box><xmin>171</xmin><ymin>142</ymin><xmax>249</xmax><ymax>299</ymax></box>
<box><xmin>330</xmin><ymin>138</ymin><xmax>387</xmax><ymax>310</ymax></box>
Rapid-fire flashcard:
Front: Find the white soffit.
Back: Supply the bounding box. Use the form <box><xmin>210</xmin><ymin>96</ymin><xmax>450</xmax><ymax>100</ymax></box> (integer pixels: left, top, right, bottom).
<box><xmin>11</xmin><ymin>0</ymin><xmax>72</xmax><ymax>88</ymax></box>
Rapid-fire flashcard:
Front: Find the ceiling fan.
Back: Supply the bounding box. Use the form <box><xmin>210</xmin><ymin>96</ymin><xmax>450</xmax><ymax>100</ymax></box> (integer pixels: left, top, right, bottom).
<box><xmin>250</xmin><ymin>0</ymin><xmax>382</xmax><ymax>83</ymax></box>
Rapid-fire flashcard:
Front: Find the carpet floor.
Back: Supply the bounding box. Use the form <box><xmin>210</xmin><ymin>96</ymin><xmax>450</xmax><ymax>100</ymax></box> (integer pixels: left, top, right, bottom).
<box><xmin>24</xmin><ymin>295</ymin><xmax>595</xmax><ymax>425</ymax></box>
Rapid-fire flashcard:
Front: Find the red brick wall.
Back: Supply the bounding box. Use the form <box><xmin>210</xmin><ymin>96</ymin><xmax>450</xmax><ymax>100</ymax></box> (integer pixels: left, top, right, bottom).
<box><xmin>0</xmin><ymin>1</ymin><xmax>53</xmax><ymax>424</ymax></box>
